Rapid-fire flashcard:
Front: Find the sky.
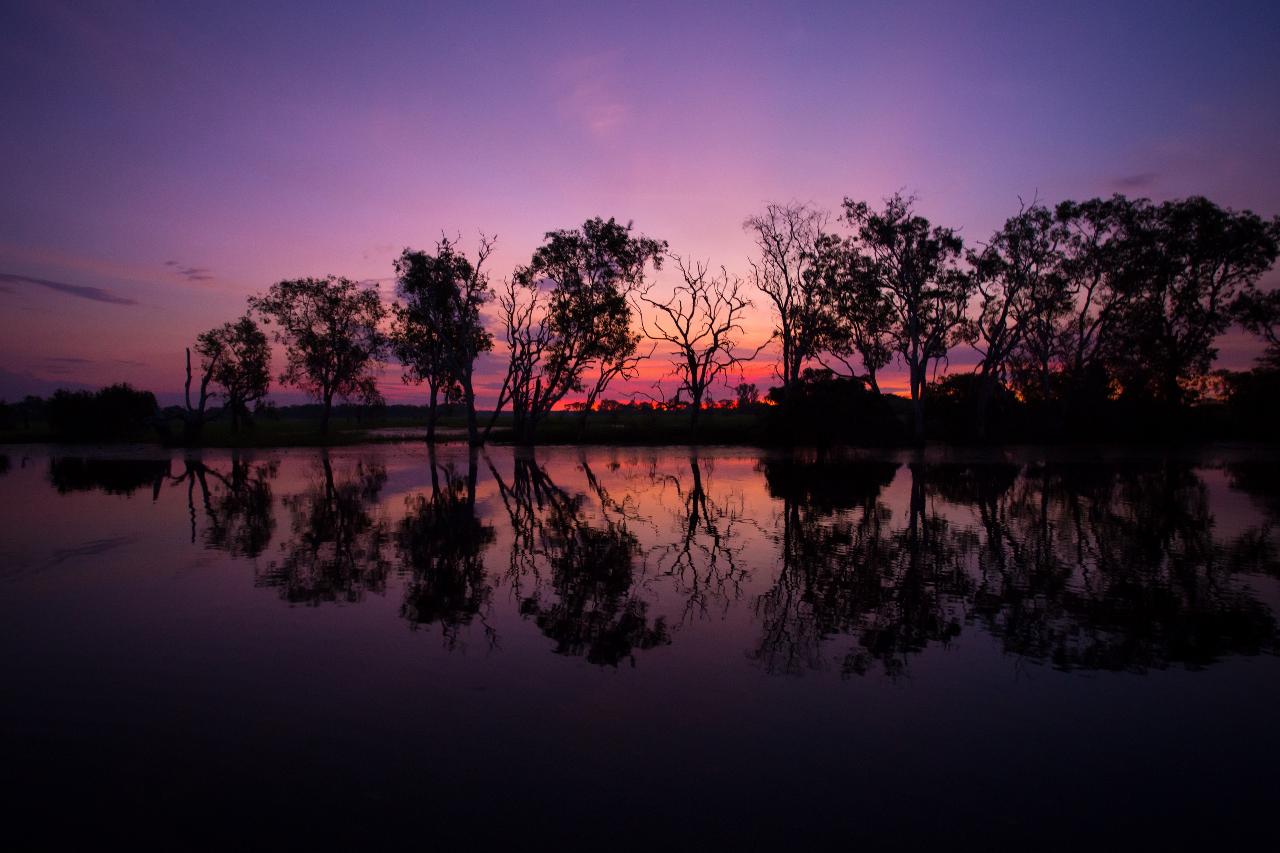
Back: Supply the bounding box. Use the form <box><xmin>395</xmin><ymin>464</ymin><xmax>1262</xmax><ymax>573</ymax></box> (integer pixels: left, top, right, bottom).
<box><xmin>2</xmin><ymin>0</ymin><xmax>1279</xmax><ymax>405</ymax></box>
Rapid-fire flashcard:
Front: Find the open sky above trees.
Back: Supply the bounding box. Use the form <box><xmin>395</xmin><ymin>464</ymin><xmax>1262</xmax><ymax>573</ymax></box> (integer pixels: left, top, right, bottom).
<box><xmin>2</xmin><ymin>0</ymin><xmax>1279</xmax><ymax>405</ymax></box>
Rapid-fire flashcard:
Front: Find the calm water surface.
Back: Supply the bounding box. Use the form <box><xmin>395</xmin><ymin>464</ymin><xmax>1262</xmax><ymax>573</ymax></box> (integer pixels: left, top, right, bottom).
<box><xmin>2</xmin><ymin>443</ymin><xmax>1279</xmax><ymax>847</ymax></box>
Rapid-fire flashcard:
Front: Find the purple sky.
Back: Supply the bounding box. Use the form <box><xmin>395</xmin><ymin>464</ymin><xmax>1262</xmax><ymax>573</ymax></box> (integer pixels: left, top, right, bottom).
<box><xmin>2</xmin><ymin>0</ymin><xmax>1278</xmax><ymax>404</ymax></box>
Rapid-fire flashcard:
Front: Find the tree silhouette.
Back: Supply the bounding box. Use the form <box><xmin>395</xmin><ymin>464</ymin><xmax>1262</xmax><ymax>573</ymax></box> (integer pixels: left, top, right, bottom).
<box><xmin>197</xmin><ymin>316</ymin><xmax>270</xmax><ymax>433</ymax></box>
<box><xmin>46</xmin><ymin>384</ymin><xmax>157</xmax><ymax>441</ymax></box>
<box><xmin>177</xmin><ymin>342</ymin><xmax>219</xmax><ymax>445</ymax></box>
<box><xmin>966</xmin><ymin>200</ymin><xmax>1069</xmax><ymax>438</ymax></box>
<box><xmin>489</xmin><ymin>217</ymin><xmax>665</xmax><ymax>444</ymax></box>
<box><xmin>1111</xmin><ymin>197</ymin><xmax>1279</xmax><ymax>404</ymax></box>
<box><xmin>250</xmin><ymin>276</ymin><xmax>387</xmax><ymax>435</ymax></box>
<box><xmin>743</xmin><ymin>201</ymin><xmax>836</xmax><ymax>397</ymax></box>
<box><xmin>810</xmin><ymin>231</ymin><xmax>896</xmax><ymax>394</ymax></box>
<box><xmin>391</xmin><ymin>235</ymin><xmax>495</xmax><ymax>444</ymax></box>
<box><xmin>843</xmin><ymin>194</ymin><xmax>972</xmax><ymax>440</ymax></box>
<box><xmin>1017</xmin><ymin>196</ymin><xmax>1139</xmax><ymax>404</ymax></box>
<box><xmin>1233</xmin><ymin>286</ymin><xmax>1280</xmax><ymax>369</ymax></box>
<box><xmin>638</xmin><ymin>255</ymin><xmax>761</xmax><ymax>433</ymax></box>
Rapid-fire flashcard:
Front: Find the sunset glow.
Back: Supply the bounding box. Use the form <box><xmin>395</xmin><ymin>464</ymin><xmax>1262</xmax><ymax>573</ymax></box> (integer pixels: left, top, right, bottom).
<box><xmin>3</xmin><ymin>1</ymin><xmax>1278</xmax><ymax>405</ymax></box>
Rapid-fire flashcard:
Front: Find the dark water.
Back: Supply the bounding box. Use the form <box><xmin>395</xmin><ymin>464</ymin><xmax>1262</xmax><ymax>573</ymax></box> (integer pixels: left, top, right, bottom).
<box><xmin>2</xmin><ymin>443</ymin><xmax>1279</xmax><ymax>848</ymax></box>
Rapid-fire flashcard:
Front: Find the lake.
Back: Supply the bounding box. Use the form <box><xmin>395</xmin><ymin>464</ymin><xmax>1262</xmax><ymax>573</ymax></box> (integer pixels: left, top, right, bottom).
<box><xmin>2</xmin><ymin>443</ymin><xmax>1278</xmax><ymax>847</ymax></box>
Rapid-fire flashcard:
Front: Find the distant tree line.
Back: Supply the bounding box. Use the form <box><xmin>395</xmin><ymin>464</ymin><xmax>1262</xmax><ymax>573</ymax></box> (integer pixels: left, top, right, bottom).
<box><xmin>2</xmin><ymin>195</ymin><xmax>1277</xmax><ymax>446</ymax></box>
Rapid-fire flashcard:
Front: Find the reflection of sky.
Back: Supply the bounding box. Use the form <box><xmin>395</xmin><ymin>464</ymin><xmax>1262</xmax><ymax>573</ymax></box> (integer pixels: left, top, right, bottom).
<box><xmin>2</xmin><ymin>1</ymin><xmax>1278</xmax><ymax>404</ymax></box>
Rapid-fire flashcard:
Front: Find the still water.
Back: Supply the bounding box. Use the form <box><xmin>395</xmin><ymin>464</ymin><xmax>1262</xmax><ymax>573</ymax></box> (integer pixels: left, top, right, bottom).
<box><xmin>2</xmin><ymin>443</ymin><xmax>1278</xmax><ymax>847</ymax></box>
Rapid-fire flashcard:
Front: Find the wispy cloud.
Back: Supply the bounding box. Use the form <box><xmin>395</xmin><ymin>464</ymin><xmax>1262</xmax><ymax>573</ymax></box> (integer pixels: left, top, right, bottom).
<box><xmin>0</xmin><ymin>272</ymin><xmax>136</xmax><ymax>305</ymax></box>
<box><xmin>164</xmin><ymin>259</ymin><xmax>214</xmax><ymax>282</ymax></box>
<box><xmin>1111</xmin><ymin>172</ymin><xmax>1159</xmax><ymax>191</ymax></box>
<box><xmin>556</xmin><ymin>53</ymin><xmax>631</xmax><ymax>137</ymax></box>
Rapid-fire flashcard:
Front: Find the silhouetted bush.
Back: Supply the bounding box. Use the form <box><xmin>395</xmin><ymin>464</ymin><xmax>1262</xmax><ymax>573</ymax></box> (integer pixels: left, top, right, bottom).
<box><xmin>925</xmin><ymin>373</ymin><xmax>1028</xmax><ymax>441</ymax></box>
<box><xmin>45</xmin><ymin>384</ymin><xmax>157</xmax><ymax>441</ymax></box>
<box><xmin>1221</xmin><ymin>368</ymin><xmax>1280</xmax><ymax>440</ymax></box>
<box><xmin>765</xmin><ymin>370</ymin><xmax>901</xmax><ymax>446</ymax></box>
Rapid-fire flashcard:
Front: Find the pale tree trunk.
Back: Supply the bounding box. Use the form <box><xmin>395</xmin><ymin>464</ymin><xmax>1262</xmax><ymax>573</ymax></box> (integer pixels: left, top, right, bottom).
<box><xmin>909</xmin><ymin>362</ymin><xmax>926</xmax><ymax>443</ymax></box>
<box><xmin>320</xmin><ymin>389</ymin><xmax>333</xmax><ymax>436</ymax></box>
<box><xmin>462</xmin><ymin>369</ymin><xmax>480</xmax><ymax>447</ymax></box>
<box><xmin>426</xmin><ymin>381</ymin><xmax>439</xmax><ymax>444</ymax></box>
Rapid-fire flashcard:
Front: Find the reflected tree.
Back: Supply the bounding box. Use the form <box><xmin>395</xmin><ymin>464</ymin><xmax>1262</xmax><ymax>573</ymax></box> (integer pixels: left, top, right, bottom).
<box><xmin>257</xmin><ymin>452</ymin><xmax>391</xmax><ymax>604</ymax></box>
<box><xmin>752</xmin><ymin>456</ymin><xmax>972</xmax><ymax>677</ymax></box>
<box><xmin>47</xmin><ymin>456</ymin><xmax>172</xmax><ymax>496</ymax></box>
<box><xmin>954</xmin><ymin>460</ymin><xmax>1279</xmax><ymax>671</ymax></box>
<box><xmin>748</xmin><ymin>455</ymin><xmax>1277</xmax><ymax>678</ymax></box>
<box><xmin>164</xmin><ymin>454</ymin><xmax>278</xmax><ymax>558</ymax></box>
<box><xmin>489</xmin><ymin>452</ymin><xmax>670</xmax><ymax>666</ymax></box>
<box><xmin>397</xmin><ymin>448</ymin><xmax>497</xmax><ymax>648</ymax></box>
<box><xmin>1223</xmin><ymin>460</ymin><xmax>1280</xmax><ymax>577</ymax></box>
<box><xmin>648</xmin><ymin>454</ymin><xmax>750</xmax><ymax>623</ymax></box>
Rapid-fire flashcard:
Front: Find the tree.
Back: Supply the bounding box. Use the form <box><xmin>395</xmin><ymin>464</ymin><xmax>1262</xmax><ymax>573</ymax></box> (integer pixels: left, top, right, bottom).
<box><xmin>196</xmin><ymin>315</ymin><xmax>270</xmax><ymax>433</ymax></box>
<box><xmin>1034</xmin><ymin>197</ymin><xmax>1138</xmax><ymax>401</ymax></box>
<box><xmin>390</xmin><ymin>235</ymin><xmax>495</xmax><ymax>445</ymax></box>
<box><xmin>735</xmin><ymin>382</ymin><xmax>759</xmax><ymax>408</ymax></box>
<box><xmin>1234</xmin><ymin>287</ymin><xmax>1280</xmax><ymax>368</ymax></box>
<box><xmin>488</xmin><ymin>217</ymin><xmax>665</xmax><ymax>444</ymax></box>
<box><xmin>810</xmin><ymin>232</ymin><xmax>895</xmax><ymax>394</ymax></box>
<box><xmin>843</xmin><ymin>193</ymin><xmax>972</xmax><ymax>440</ymax></box>
<box><xmin>1113</xmin><ymin>197</ymin><xmax>1280</xmax><ymax>404</ymax></box>
<box><xmin>249</xmin><ymin>276</ymin><xmax>387</xmax><ymax>435</ymax></box>
<box><xmin>966</xmin><ymin>200</ymin><xmax>1068</xmax><ymax>437</ymax></box>
<box><xmin>743</xmin><ymin>201</ymin><xmax>837</xmax><ymax>397</ymax></box>
<box><xmin>179</xmin><ymin>339</ymin><xmax>219</xmax><ymax>445</ymax></box>
<box><xmin>638</xmin><ymin>255</ymin><xmax>761</xmax><ymax>433</ymax></box>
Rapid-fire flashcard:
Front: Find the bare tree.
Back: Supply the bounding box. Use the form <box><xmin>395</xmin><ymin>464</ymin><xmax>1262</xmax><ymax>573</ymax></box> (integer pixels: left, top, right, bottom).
<box><xmin>577</xmin><ymin>337</ymin><xmax>654</xmax><ymax>434</ymax></box>
<box><xmin>743</xmin><ymin>202</ymin><xmax>837</xmax><ymax>397</ymax></box>
<box><xmin>178</xmin><ymin>342</ymin><xmax>219</xmax><ymax>445</ymax></box>
<box><xmin>638</xmin><ymin>255</ymin><xmax>762</xmax><ymax>433</ymax></box>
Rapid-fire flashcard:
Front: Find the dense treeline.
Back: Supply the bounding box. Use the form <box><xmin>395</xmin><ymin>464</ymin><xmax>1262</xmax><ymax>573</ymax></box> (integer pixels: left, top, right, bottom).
<box><xmin>2</xmin><ymin>194</ymin><xmax>1278</xmax><ymax>446</ymax></box>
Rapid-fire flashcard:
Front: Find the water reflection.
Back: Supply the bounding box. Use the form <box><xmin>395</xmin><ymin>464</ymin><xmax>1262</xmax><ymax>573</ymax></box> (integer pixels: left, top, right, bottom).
<box><xmin>164</xmin><ymin>456</ymin><xmax>277</xmax><ymax>558</ymax></box>
<box><xmin>1225</xmin><ymin>461</ymin><xmax>1280</xmax><ymax>577</ymax></box>
<box><xmin>23</xmin><ymin>446</ymin><xmax>1280</xmax><ymax>674</ymax></box>
<box><xmin>753</xmin><ymin>456</ymin><xmax>1278</xmax><ymax>676</ymax></box>
<box><xmin>47</xmin><ymin>456</ymin><xmax>172</xmax><ymax>496</ymax></box>
<box><xmin>649</xmin><ymin>454</ymin><xmax>750</xmax><ymax>623</ymax></box>
<box><xmin>491</xmin><ymin>452</ymin><xmax>670</xmax><ymax>666</ymax></box>
<box><xmin>397</xmin><ymin>448</ymin><xmax>496</xmax><ymax>648</ymax></box>
<box><xmin>755</xmin><ymin>458</ymin><xmax>971</xmax><ymax>676</ymax></box>
<box><xmin>257</xmin><ymin>452</ymin><xmax>391</xmax><ymax>605</ymax></box>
